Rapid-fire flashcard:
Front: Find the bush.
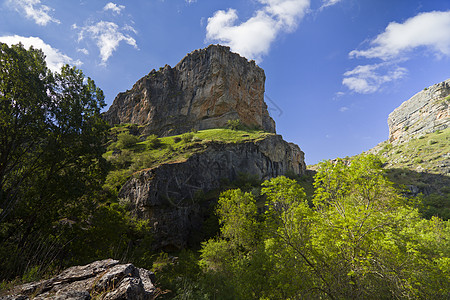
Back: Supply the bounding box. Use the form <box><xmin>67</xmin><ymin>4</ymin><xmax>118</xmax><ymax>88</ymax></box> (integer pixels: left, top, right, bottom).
<box><xmin>173</xmin><ymin>136</ymin><xmax>182</xmax><ymax>143</ymax></box>
<box><xmin>227</xmin><ymin>119</ymin><xmax>241</xmax><ymax>130</ymax></box>
<box><xmin>181</xmin><ymin>132</ymin><xmax>194</xmax><ymax>143</ymax></box>
<box><xmin>116</xmin><ymin>132</ymin><xmax>139</xmax><ymax>149</ymax></box>
<box><xmin>146</xmin><ymin>134</ymin><xmax>161</xmax><ymax>149</ymax></box>
<box><xmin>428</xmin><ymin>139</ymin><xmax>438</xmax><ymax>145</ymax></box>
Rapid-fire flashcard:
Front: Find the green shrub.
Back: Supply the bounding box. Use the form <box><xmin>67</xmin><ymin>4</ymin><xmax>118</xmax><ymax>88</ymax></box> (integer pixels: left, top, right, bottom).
<box><xmin>428</xmin><ymin>139</ymin><xmax>438</xmax><ymax>145</ymax></box>
<box><xmin>116</xmin><ymin>132</ymin><xmax>139</xmax><ymax>149</ymax></box>
<box><xmin>146</xmin><ymin>134</ymin><xmax>162</xmax><ymax>149</ymax></box>
<box><xmin>181</xmin><ymin>132</ymin><xmax>194</xmax><ymax>143</ymax></box>
<box><xmin>227</xmin><ymin>119</ymin><xmax>241</xmax><ymax>130</ymax></box>
<box><xmin>173</xmin><ymin>136</ymin><xmax>181</xmax><ymax>143</ymax></box>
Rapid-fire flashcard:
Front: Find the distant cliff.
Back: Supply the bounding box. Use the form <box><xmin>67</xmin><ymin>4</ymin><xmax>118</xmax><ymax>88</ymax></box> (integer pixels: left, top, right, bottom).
<box><xmin>388</xmin><ymin>79</ymin><xmax>450</xmax><ymax>143</ymax></box>
<box><xmin>104</xmin><ymin>44</ymin><xmax>276</xmax><ymax>135</ymax></box>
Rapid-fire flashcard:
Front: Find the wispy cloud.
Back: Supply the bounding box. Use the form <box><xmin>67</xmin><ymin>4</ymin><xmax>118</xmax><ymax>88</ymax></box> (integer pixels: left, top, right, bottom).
<box><xmin>76</xmin><ymin>21</ymin><xmax>137</xmax><ymax>64</ymax></box>
<box><xmin>103</xmin><ymin>2</ymin><xmax>125</xmax><ymax>15</ymax></box>
<box><xmin>77</xmin><ymin>48</ymin><xmax>89</xmax><ymax>55</ymax></box>
<box><xmin>8</xmin><ymin>0</ymin><xmax>60</xmax><ymax>26</ymax></box>
<box><xmin>206</xmin><ymin>0</ymin><xmax>310</xmax><ymax>62</ymax></box>
<box><xmin>320</xmin><ymin>0</ymin><xmax>342</xmax><ymax>10</ymax></box>
<box><xmin>344</xmin><ymin>10</ymin><xmax>450</xmax><ymax>93</ymax></box>
<box><xmin>343</xmin><ymin>63</ymin><xmax>407</xmax><ymax>94</ymax></box>
<box><xmin>0</xmin><ymin>35</ymin><xmax>80</xmax><ymax>72</ymax></box>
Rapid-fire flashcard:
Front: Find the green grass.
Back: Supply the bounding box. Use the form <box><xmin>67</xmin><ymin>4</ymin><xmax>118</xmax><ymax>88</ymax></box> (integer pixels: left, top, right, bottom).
<box><xmin>102</xmin><ymin>127</ymin><xmax>273</xmax><ymax>194</ymax></box>
<box><xmin>372</xmin><ymin>127</ymin><xmax>450</xmax><ymax>175</ymax></box>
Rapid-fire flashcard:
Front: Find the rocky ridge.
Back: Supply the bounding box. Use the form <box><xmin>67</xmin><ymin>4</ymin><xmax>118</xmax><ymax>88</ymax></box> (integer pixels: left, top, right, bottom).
<box><xmin>104</xmin><ymin>44</ymin><xmax>276</xmax><ymax>136</ymax></box>
<box><xmin>1</xmin><ymin>259</ymin><xmax>156</xmax><ymax>300</ymax></box>
<box><xmin>120</xmin><ymin>134</ymin><xmax>305</xmax><ymax>250</ymax></box>
<box><xmin>388</xmin><ymin>79</ymin><xmax>450</xmax><ymax>143</ymax></box>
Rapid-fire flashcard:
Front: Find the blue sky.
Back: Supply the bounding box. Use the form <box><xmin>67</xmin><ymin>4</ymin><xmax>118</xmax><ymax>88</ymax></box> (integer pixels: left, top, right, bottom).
<box><xmin>1</xmin><ymin>0</ymin><xmax>450</xmax><ymax>164</ymax></box>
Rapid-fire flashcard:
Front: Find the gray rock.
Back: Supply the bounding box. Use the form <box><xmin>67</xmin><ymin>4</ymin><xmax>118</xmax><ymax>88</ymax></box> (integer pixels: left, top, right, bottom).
<box><xmin>1</xmin><ymin>259</ymin><xmax>155</xmax><ymax>300</ymax></box>
<box><xmin>388</xmin><ymin>79</ymin><xmax>450</xmax><ymax>143</ymax></box>
<box><xmin>119</xmin><ymin>134</ymin><xmax>306</xmax><ymax>250</ymax></box>
<box><xmin>103</xmin><ymin>44</ymin><xmax>276</xmax><ymax>136</ymax></box>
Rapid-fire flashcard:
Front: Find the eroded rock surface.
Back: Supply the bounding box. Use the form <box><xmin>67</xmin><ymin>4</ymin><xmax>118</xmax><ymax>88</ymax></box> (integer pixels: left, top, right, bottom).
<box><xmin>1</xmin><ymin>259</ymin><xmax>156</xmax><ymax>300</ymax></box>
<box><xmin>388</xmin><ymin>79</ymin><xmax>450</xmax><ymax>143</ymax></box>
<box><xmin>104</xmin><ymin>44</ymin><xmax>276</xmax><ymax>135</ymax></box>
<box><xmin>119</xmin><ymin>134</ymin><xmax>305</xmax><ymax>251</ymax></box>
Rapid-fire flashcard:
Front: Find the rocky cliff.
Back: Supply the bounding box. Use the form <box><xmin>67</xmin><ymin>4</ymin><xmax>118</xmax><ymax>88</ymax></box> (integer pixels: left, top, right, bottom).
<box><xmin>1</xmin><ymin>259</ymin><xmax>156</xmax><ymax>300</ymax></box>
<box><xmin>388</xmin><ymin>79</ymin><xmax>450</xmax><ymax>143</ymax></box>
<box><xmin>119</xmin><ymin>134</ymin><xmax>305</xmax><ymax>251</ymax></box>
<box><xmin>104</xmin><ymin>44</ymin><xmax>276</xmax><ymax>136</ymax></box>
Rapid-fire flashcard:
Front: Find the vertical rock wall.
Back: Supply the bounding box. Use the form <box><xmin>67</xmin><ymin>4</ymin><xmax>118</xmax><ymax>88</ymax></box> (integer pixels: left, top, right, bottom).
<box><xmin>388</xmin><ymin>79</ymin><xmax>450</xmax><ymax>143</ymax></box>
<box><xmin>103</xmin><ymin>44</ymin><xmax>276</xmax><ymax>135</ymax></box>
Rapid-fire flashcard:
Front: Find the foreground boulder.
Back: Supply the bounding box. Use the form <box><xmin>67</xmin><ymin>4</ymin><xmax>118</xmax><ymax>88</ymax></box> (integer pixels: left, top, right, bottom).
<box><xmin>1</xmin><ymin>259</ymin><xmax>156</xmax><ymax>300</ymax></box>
<box><xmin>103</xmin><ymin>44</ymin><xmax>276</xmax><ymax>136</ymax></box>
<box><xmin>119</xmin><ymin>134</ymin><xmax>305</xmax><ymax>251</ymax></box>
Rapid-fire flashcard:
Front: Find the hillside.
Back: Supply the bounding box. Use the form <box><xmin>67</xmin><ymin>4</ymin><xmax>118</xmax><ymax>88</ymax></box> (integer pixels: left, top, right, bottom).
<box><xmin>104</xmin><ymin>125</ymin><xmax>305</xmax><ymax>250</ymax></box>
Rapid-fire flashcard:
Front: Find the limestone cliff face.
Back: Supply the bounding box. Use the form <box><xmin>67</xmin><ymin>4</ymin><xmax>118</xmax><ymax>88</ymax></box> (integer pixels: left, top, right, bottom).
<box><xmin>104</xmin><ymin>44</ymin><xmax>276</xmax><ymax>135</ymax></box>
<box><xmin>119</xmin><ymin>134</ymin><xmax>305</xmax><ymax>251</ymax></box>
<box><xmin>388</xmin><ymin>79</ymin><xmax>450</xmax><ymax>143</ymax></box>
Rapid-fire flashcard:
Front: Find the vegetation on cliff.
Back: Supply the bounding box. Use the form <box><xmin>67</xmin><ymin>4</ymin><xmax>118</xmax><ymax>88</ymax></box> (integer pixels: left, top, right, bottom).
<box><xmin>157</xmin><ymin>156</ymin><xmax>449</xmax><ymax>299</ymax></box>
<box><xmin>1</xmin><ymin>43</ymin><xmax>448</xmax><ymax>300</ymax></box>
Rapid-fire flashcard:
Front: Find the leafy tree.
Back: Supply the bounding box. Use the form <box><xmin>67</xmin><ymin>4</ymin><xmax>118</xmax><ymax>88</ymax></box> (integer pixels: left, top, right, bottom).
<box><xmin>0</xmin><ymin>43</ymin><xmax>109</xmax><ymax>279</ymax></box>
<box><xmin>197</xmin><ymin>155</ymin><xmax>449</xmax><ymax>299</ymax></box>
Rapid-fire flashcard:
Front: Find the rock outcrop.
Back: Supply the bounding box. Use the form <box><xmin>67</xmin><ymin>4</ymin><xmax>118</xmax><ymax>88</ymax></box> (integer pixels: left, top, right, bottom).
<box><xmin>104</xmin><ymin>44</ymin><xmax>276</xmax><ymax>136</ymax></box>
<box><xmin>119</xmin><ymin>134</ymin><xmax>305</xmax><ymax>251</ymax></box>
<box><xmin>1</xmin><ymin>259</ymin><xmax>156</xmax><ymax>300</ymax></box>
<box><xmin>388</xmin><ymin>79</ymin><xmax>450</xmax><ymax>143</ymax></box>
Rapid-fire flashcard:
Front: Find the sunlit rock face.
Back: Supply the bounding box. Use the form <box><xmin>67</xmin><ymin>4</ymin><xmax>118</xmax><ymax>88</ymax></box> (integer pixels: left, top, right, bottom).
<box><xmin>388</xmin><ymin>79</ymin><xmax>450</xmax><ymax>143</ymax></box>
<box><xmin>104</xmin><ymin>44</ymin><xmax>276</xmax><ymax>136</ymax></box>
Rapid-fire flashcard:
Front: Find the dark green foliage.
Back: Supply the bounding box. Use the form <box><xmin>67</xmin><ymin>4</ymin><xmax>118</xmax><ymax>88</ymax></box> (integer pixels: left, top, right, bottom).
<box><xmin>0</xmin><ymin>43</ymin><xmax>153</xmax><ymax>282</ymax></box>
<box><xmin>146</xmin><ymin>134</ymin><xmax>162</xmax><ymax>149</ymax></box>
<box><xmin>116</xmin><ymin>132</ymin><xmax>140</xmax><ymax>149</ymax></box>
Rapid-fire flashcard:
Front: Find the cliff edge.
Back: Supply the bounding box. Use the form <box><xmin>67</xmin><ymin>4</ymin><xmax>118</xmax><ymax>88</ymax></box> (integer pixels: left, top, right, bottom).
<box><xmin>388</xmin><ymin>79</ymin><xmax>450</xmax><ymax>143</ymax></box>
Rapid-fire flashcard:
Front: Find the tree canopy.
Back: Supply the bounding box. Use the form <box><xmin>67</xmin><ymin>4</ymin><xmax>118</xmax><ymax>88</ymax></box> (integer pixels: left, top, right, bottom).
<box><xmin>194</xmin><ymin>155</ymin><xmax>450</xmax><ymax>299</ymax></box>
<box><xmin>0</xmin><ymin>42</ymin><xmax>113</xmax><ymax>279</ymax></box>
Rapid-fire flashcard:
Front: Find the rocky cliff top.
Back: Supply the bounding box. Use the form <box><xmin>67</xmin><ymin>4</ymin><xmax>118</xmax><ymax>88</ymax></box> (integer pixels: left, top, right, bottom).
<box><xmin>388</xmin><ymin>79</ymin><xmax>450</xmax><ymax>143</ymax></box>
<box><xmin>104</xmin><ymin>44</ymin><xmax>276</xmax><ymax>136</ymax></box>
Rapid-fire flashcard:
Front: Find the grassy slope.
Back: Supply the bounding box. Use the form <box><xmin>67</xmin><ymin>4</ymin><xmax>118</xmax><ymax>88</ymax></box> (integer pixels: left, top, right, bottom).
<box><xmin>371</xmin><ymin>127</ymin><xmax>450</xmax><ymax>175</ymax></box>
<box><xmin>103</xmin><ymin>126</ymin><xmax>273</xmax><ymax>195</ymax></box>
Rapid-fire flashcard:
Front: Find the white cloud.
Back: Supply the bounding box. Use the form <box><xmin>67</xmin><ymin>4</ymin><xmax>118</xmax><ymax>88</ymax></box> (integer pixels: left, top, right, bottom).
<box><xmin>345</xmin><ymin>10</ymin><xmax>450</xmax><ymax>93</ymax></box>
<box><xmin>77</xmin><ymin>21</ymin><xmax>137</xmax><ymax>64</ymax></box>
<box><xmin>350</xmin><ymin>11</ymin><xmax>450</xmax><ymax>60</ymax></box>
<box><xmin>320</xmin><ymin>0</ymin><xmax>342</xmax><ymax>10</ymax></box>
<box><xmin>343</xmin><ymin>63</ymin><xmax>407</xmax><ymax>94</ymax></box>
<box><xmin>339</xmin><ymin>106</ymin><xmax>348</xmax><ymax>112</ymax></box>
<box><xmin>8</xmin><ymin>0</ymin><xmax>60</xmax><ymax>26</ymax></box>
<box><xmin>0</xmin><ymin>35</ymin><xmax>81</xmax><ymax>72</ymax></box>
<box><xmin>77</xmin><ymin>48</ymin><xmax>89</xmax><ymax>55</ymax></box>
<box><xmin>206</xmin><ymin>0</ymin><xmax>310</xmax><ymax>62</ymax></box>
<box><xmin>103</xmin><ymin>2</ymin><xmax>125</xmax><ymax>15</ymax></box>
<box><xmin>185</xmin><ymin>0</ymin><xmax>197</xmax><ymax>4</ymax></box>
